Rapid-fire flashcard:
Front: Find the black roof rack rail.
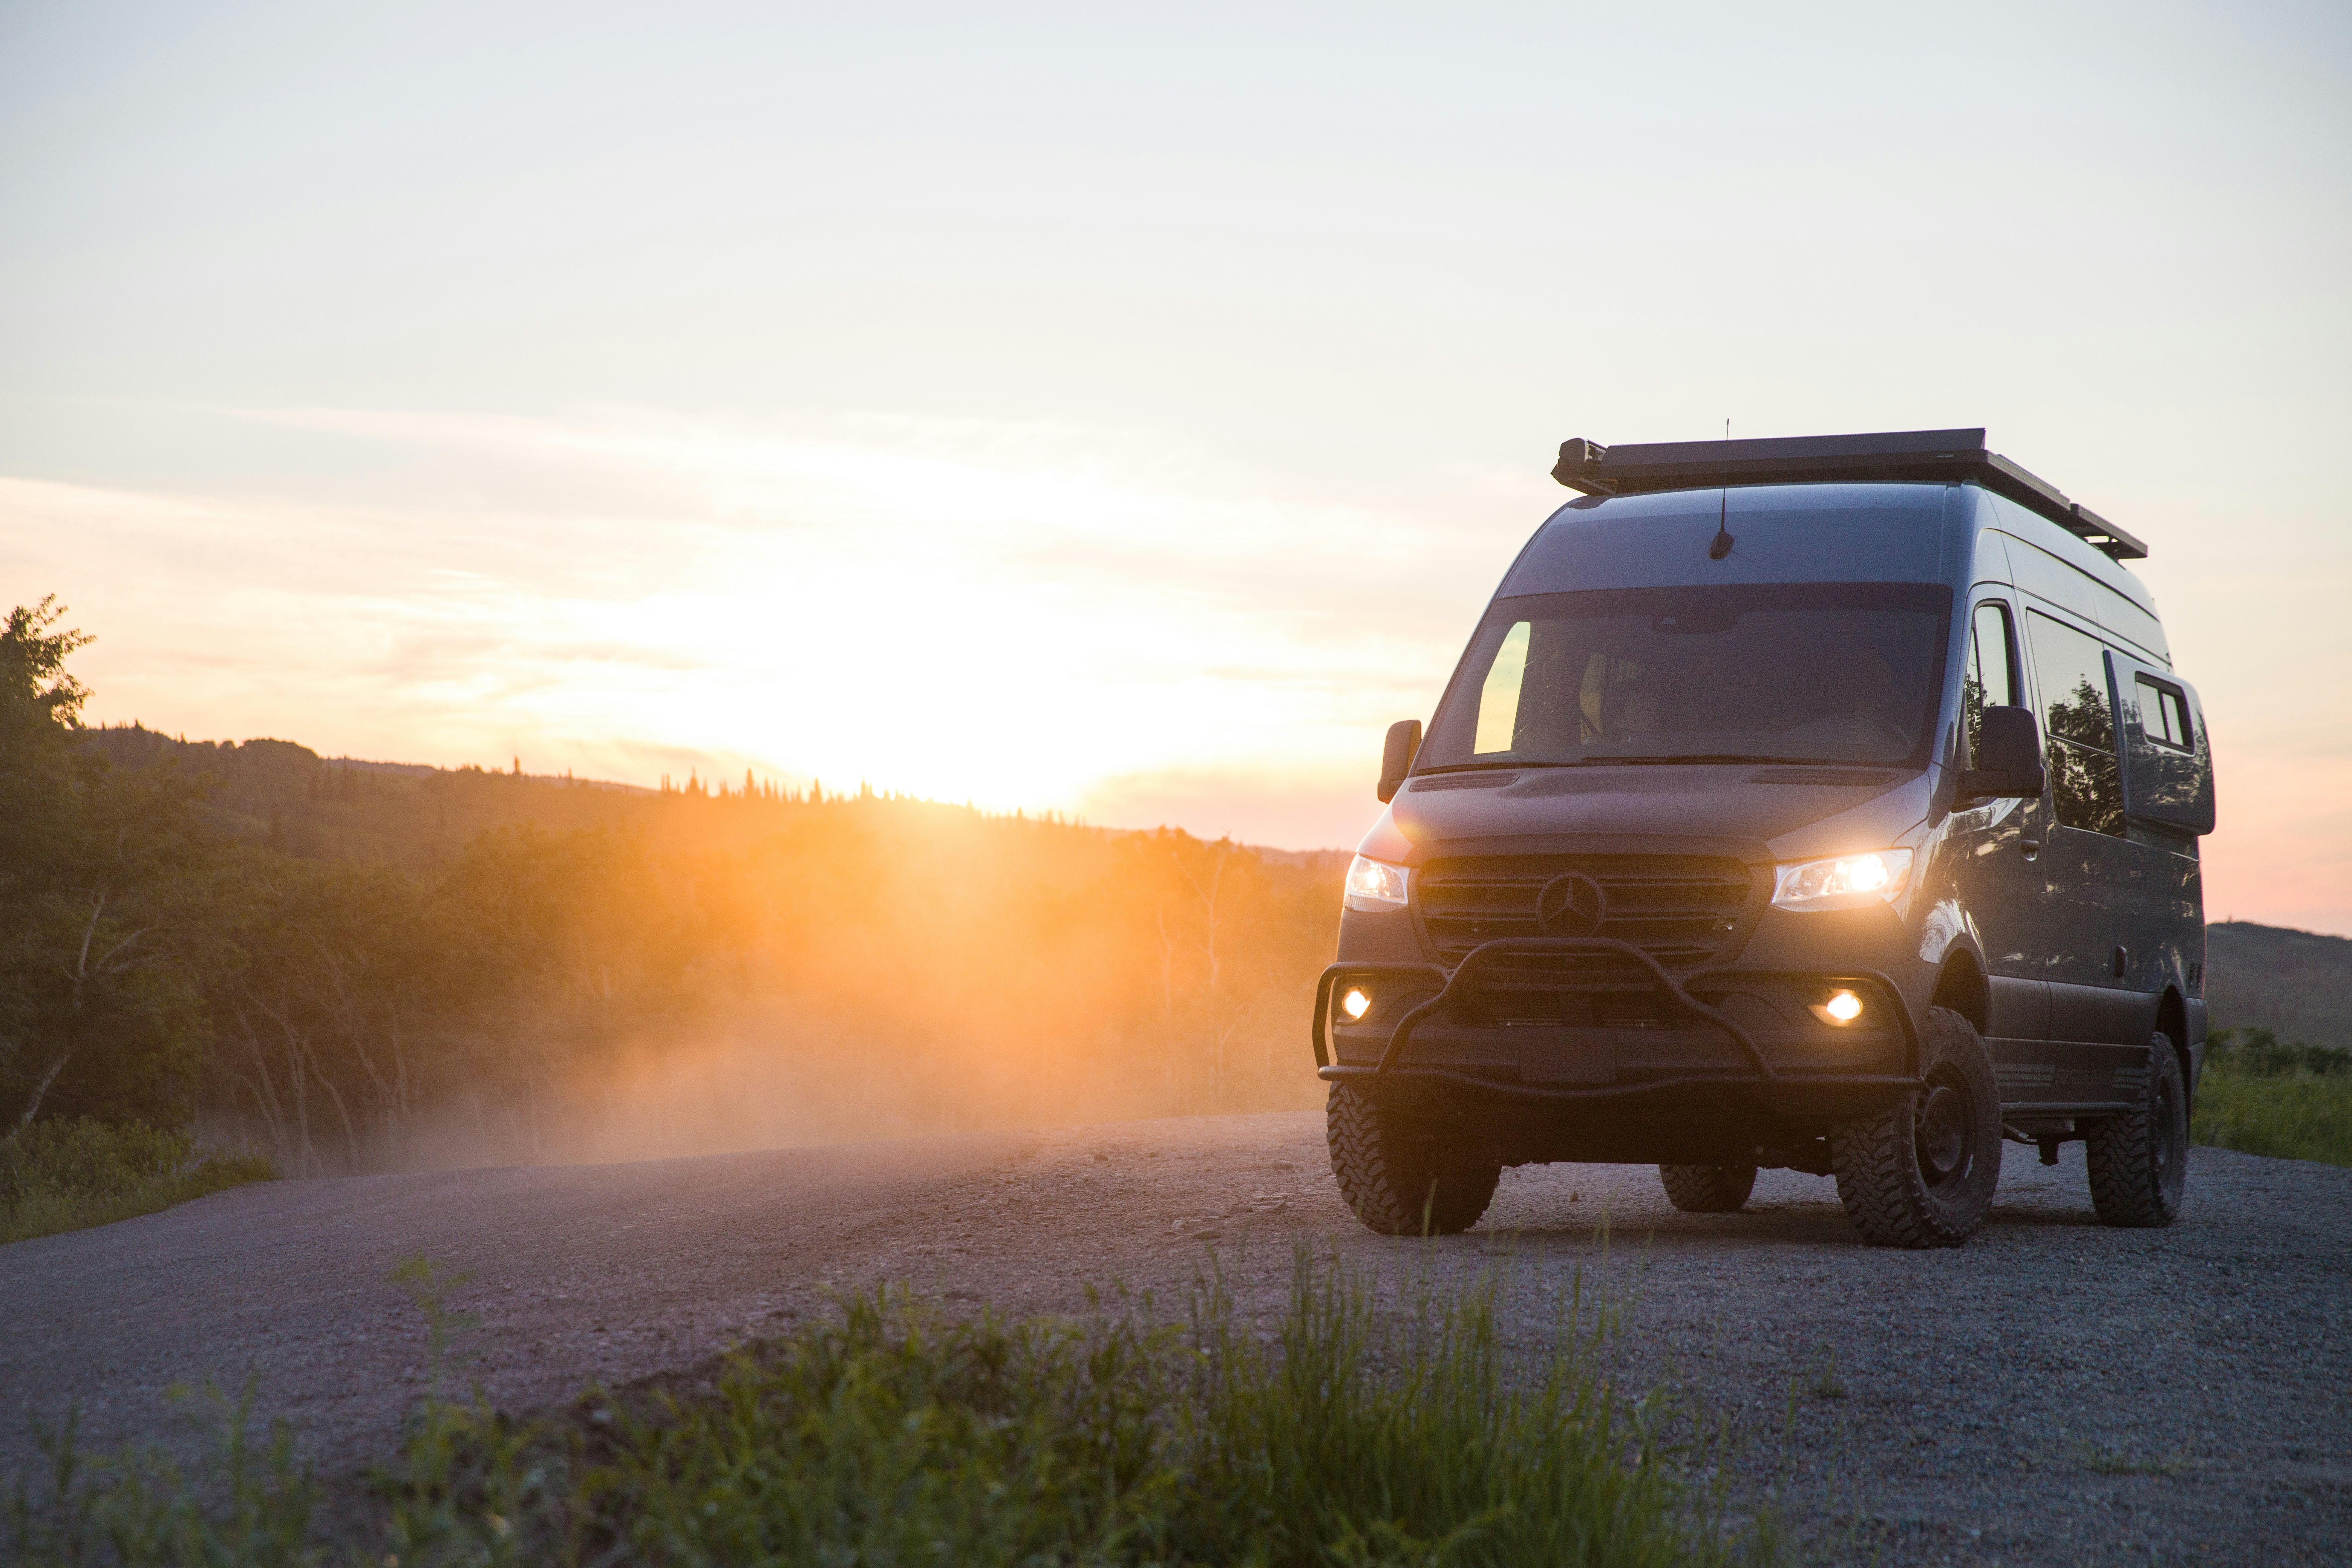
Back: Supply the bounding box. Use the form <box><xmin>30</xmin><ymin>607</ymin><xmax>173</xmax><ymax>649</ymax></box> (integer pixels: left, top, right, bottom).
<box><xmin>1550</xmin><ymin>428</ymin><xmax>2147</xmax><ymax>561</ymax></box>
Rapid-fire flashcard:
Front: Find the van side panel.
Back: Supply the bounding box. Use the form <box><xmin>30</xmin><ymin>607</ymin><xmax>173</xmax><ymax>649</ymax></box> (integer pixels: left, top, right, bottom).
<box><xmin>1969</xmin><ymin>522</ymin><xmax>2014</xmax><ymax>589</ymax></box>
<box><xmin>1982</xmin><ymin>492</ymin><xmax>2169</xmax><ymax>664</ymax></box>
<box><xmin>1940</xmin><ymin>520</ymin><xmax>2059</xmax><ymax>1068</ymax></box>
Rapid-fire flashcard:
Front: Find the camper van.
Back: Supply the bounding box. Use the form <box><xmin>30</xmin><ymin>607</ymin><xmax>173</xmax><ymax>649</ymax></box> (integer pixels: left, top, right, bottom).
<box><xmin>1315</xmin><ymin>430</ymin><xmax>2216</xmax><ymax>1248</ymax></box>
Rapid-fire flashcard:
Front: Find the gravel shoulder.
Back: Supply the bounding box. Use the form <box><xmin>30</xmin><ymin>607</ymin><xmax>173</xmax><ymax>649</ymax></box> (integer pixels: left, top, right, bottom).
<box><xmin>3</xmin><ymin>1114</ymin><xmax>2346</xmax><ymax>1564</ymax></box>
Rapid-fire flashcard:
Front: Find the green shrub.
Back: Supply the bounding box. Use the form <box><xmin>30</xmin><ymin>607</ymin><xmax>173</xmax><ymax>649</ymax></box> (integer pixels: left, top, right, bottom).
<box><xmin>1168</xmin><ymin>1259</ymin><xmax>1713</xmax><ymax>1567</ymax></box>
<box><xmin>5</xmin><ymin>1390</ymin><xmax>317</xmax><ymax>1568</ymax></box>
<box><xmin>11</xmin><ymin>1254</ymin><xmax>1762</xmax><ymax>1566</ymax></box>
<box><xmin>0</xmin><ymin>1118</ymin><xmax>274</xmax><ymax>1246</ymax></box>
<box><xmin>518</xmin><ymin>1260</ymin><xmax>1724</xmax><ymax>1568</ymax></box>
<box><xmin>2194</xmin><ymin>1029</ymin><xmax>2352</xmax><ymax>1167</ymax></box>
<box><xmin>2195</xmin><ymin>1069</ymin><xmax>2352</xmax><ymax>1167</ymax></box>
<box><xmin>2206</xmin><ymin>1026</ymin><xmax>2352</xmax><ymax>1080</ymax></box>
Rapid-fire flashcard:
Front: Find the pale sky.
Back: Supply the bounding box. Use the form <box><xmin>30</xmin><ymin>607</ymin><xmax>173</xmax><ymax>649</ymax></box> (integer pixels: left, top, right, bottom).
<box><xmin>3</xmin><ymin>1</ymin><xmax>2348</xmax><ymax>933</ymax></box>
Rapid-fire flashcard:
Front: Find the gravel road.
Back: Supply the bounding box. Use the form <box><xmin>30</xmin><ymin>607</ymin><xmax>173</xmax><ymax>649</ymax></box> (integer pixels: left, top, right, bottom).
<box><xmin>3</xmin><ymin>1114</ymin><xmax>2346</xmax><ymax>1564</ymax></box>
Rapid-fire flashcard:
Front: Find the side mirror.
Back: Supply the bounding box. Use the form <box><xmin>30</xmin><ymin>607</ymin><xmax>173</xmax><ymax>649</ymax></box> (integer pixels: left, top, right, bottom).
<box><xmin>1377</xmin><ymin>720</ymin><xmax>1422</xmax><ymax>804</ymax></box>
<box><xmin>1960</xmin><ymin>706</ymin><xmax>2047</xmax><ymax>800</ymax></box>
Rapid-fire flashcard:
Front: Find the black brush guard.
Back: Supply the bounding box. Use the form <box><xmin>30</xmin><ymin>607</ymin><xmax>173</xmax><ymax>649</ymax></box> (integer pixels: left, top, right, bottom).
<box><xmin>1311</xmin><ymin>936</ymin><xmax>1921</xmax><ymax>1116</ymax></box>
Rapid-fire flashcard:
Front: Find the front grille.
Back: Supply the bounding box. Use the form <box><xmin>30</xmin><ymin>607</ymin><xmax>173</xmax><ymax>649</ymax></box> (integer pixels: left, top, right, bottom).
<box><xmin>1415</xmin><ymin>854</ymin><xmax>1754</xmax><ymax>971</ymax></box>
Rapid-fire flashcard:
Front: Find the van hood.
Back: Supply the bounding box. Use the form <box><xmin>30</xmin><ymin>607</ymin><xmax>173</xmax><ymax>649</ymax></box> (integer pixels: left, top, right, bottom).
<box><xmin>1378</xmin><ymin>764</ymin><xmax>1931</xmax><ymax>864</ymax></box>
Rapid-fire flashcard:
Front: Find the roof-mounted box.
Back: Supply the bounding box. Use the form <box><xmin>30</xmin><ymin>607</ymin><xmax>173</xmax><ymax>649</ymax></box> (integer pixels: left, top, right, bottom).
<box><xmin>1550</xmin><ymin>428</ymin><xmax>2147</xmax><ymax>560</ymax></box>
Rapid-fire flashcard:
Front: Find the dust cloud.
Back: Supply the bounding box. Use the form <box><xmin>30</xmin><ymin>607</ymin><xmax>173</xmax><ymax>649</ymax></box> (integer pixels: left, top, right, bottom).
<box><xmin>215</xmin><ymin>794</ymin><xmax>1341</xmax><ymax>1176</ymax></box>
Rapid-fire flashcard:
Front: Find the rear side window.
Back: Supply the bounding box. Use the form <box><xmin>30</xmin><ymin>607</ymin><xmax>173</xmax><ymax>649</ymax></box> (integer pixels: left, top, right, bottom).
<box><xmin>1963</xmin><ymin>601</ymin><xmax>2018</xmax><ymax>766</ymax></box>
<box><xmin>2137</xmin><ymin>676</ymin><xmax>2193</xmax><ymax>752</ymax></box>
<box><xmin>2026</xmin><ymin>611</ymin><xmax>2124</xmax><ymax>837</ymax></box>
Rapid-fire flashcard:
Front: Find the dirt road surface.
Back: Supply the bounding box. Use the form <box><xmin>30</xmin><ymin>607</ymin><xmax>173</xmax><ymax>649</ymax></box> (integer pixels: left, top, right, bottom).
<box><xmin>3</xmin><ymin>1113</ymin><xmax>2346</xmax><ymax>1564</ymax></box>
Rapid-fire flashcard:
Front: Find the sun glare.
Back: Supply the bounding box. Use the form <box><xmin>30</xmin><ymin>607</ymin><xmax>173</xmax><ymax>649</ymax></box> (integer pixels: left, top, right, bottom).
<box><xmin>16</xmin><ymin>412</ymin><xmax>1469</xmax><ymax>833</ymax></box>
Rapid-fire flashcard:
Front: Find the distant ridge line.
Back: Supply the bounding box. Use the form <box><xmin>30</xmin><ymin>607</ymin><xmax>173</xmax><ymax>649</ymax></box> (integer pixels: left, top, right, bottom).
<box><xmin>323</xmin><ymin>756</ymin><xmax>655</xmax><ymax>794</ymax></box>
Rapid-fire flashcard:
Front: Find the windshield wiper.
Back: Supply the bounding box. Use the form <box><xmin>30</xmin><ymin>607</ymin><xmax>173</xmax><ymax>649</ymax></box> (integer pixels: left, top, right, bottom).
<box><xmin>1417</xmin><ymin>755</ymin><xmax>1859</xmax><ymax>773</ymax></box>
<box><xmin>1413</xmin><ymin>760</ymin><xmax>1600</xmax><ymax>774</ymax></box>
<box><xmin>1599</xmin><ymin>754</ymin><xmax>1837</xmax><ymax>766</ymax></box>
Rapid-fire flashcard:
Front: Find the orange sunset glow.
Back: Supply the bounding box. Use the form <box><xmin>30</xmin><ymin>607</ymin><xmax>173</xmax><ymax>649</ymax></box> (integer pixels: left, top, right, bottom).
<box><xmin>4</xmin><ymin>5</ymin><xmax>2347</xmax><ymax>934</ymax></box>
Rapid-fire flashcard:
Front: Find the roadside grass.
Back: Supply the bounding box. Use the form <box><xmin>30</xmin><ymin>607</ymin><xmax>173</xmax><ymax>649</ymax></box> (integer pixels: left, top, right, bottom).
<box><xmin>2075</xmin><ymin>1441</ymin><xmax>2188</xmax><ymax>1478</ymax></box>
<box><xmin>6</xmin><ymin>1392</ymin><xmax>319</xmax><ymax>1567</ymax></box>
<box><xmin>7</xmin><ymin>1249</ymin><xmax>1770</xmax><ymax>1567</ymax></box>
<box><xmin>1800</xmin><ymin>1350</ymin><xmax>1848</xmax><ymax>1402</ymax></box>
<box><xmin>2193</xmin><ymin>1028</ymin><xmax>2352</xmax><ymax>1168</ymax></box>
<box><xmin>0</xmin><ymin>1119</ymin><xmax>275</xmax><ymax>1246</ymax></box>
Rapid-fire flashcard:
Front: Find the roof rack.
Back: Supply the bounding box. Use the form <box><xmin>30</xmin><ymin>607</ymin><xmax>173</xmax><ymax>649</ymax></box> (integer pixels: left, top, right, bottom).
<box><xmin>1550</xmin><ymin>428</ymin><xmax>2147</xmax><ymax>560</ymax></box>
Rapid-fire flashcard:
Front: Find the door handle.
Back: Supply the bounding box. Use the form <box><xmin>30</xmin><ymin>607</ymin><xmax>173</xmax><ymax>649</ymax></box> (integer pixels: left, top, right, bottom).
<box><xmin>2020</xmin><ymin>837</ymin><xmax>2041</xmax><ymax>861</ymax></box>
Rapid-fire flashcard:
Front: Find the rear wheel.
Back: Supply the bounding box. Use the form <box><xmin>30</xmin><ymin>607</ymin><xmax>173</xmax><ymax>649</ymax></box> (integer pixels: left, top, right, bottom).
<box><xmin>2084</xmin><ymin>1032</ymin><xmax>2188</xmax><ymax>1227</ymax></box>
<box><xmin>1326</xmin><ymin>1084</ymin><xmax>1500</xmax><ymax>1236</ymax></box>
<box><xmin>1658</xmin><ymin>1163</ymin><xmax>1757</xmax><ymax>1213</ymax></box>
<box><xmin>1829</xmin><ymin>1006</ymin><xmax>2001</xmax><ymax>1248</ymax></box>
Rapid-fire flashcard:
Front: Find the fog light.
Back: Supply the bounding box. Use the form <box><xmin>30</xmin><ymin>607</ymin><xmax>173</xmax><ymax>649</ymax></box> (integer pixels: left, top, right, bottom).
<box><xmin>1340</xmin><ymin>986</ymin><xmax>1373</xmax><ymax>1021</ymax></box>
<box><xmin>1811</xmin><ymin>988</ymin><xmax>1865</xmax><ymax>1026</ymax></box>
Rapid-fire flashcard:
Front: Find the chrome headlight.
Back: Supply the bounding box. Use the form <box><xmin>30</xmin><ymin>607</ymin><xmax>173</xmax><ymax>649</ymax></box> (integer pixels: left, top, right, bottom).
<box><xmin>1771</xmin><ymin>849</ymin><xmax>1914</xmax><ymax>913</ymax></box>
<box><xmin>1344</xmin><ymin>855</ymin><xmax>1409</xmax><ymax>913</ymax></box>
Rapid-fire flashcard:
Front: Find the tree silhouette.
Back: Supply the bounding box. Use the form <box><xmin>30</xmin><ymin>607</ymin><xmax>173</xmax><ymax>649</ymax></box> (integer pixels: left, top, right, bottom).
<box><xmin>2046</xmin><ymin>676</ymin><xmax>2124</xmax><ymax>836</ymax></box>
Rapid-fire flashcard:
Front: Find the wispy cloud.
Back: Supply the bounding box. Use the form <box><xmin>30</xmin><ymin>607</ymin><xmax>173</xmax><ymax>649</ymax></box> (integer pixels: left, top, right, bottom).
<box><xmin>6</xmin><ymin>404</ymin><xmax>1512</xmax><ymax>837</ymax></box>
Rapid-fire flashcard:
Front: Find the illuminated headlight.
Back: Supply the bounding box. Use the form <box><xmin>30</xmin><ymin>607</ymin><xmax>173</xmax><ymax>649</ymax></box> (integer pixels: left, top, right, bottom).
<box><xmin>1771</xmin><ymin>849</ymin><xmax>1914</xmax><ymax>913</ymax></box>
<box><xmin>1344</xmin><ymin>855</ymin><xmax>1409</xmax><ymax>913</ymax></box>
<box><xmin>1340</xmin><ymin>986</ymin><xmax>1373</xmax><ymax>1021</ymax></box>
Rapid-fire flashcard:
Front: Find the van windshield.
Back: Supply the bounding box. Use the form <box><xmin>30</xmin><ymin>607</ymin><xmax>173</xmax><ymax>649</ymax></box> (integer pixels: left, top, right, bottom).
<box><xmin>1419</xmin><ymin>583</ymin><xmax>1951</xmax><ymax>770</ymax></box>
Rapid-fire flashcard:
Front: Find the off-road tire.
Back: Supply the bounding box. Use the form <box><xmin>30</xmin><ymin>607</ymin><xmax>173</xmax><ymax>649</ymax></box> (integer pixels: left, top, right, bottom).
<box><xmin>1326</xmin><ymin>1084</ymin><xmax>1500</xmax><ymax>1236</ymax></box>
<box><xmin>2084</xmin><ymin>1032</ymin><xmax>2188</xmax><ymax>1227</ymax></box>
<box><xmin>1830</xmin><ymin>1006</ymin><xmax>2001</xmax><ymax>1248</ymax></box>
<box><xmin>1658</xmin><ymin>1164</ymin><xmax>1758</xmax><ymax>1213</ymax></box>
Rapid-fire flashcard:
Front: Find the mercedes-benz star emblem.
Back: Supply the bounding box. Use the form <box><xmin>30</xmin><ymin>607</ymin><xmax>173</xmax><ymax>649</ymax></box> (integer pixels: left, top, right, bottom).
<box><xmin>1534</xmin><ymin>873</ymin><xmax>1609</xmax><ymax>939</ymax></box>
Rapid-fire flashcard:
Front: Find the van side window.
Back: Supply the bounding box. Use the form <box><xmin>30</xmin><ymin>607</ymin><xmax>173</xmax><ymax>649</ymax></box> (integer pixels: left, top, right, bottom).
<box><xmin>2136</xmin><ymin>676</ymin><xmax>2193</xmax><ymax>752</ymax></box>
<box><xmin>2025</xmin><ymin>611</ymin><xmax>2125</xmax><ymax>837</ymax></box>
<box><xmin>1963</xmin><ymin>602</ymin><xmax>2017</xmax><ymax>766</ymax></box>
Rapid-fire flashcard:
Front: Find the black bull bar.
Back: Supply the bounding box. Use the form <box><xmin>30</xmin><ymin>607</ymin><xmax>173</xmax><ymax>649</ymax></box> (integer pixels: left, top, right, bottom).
<box><xmin>1311</xmin><ymin>937</ymin><xmax>1922</xmax><ymax>1115</ymax></box>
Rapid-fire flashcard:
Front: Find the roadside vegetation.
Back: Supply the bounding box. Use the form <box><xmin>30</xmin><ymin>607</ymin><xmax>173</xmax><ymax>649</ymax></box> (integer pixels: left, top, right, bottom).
<box><xmin>2</xmin><ymin>597</ymin><xmax>1339</xmax><ymax>1196</ymax></box>
<box><xmin>0</xmin><ymin>1118</ymin><xmax>273</xmax><ymax>1246</ymax></box>
<box><xmin>2193</xmin><ymin>1027</ymin><xmax>2352</xmax><ymax>1167</ymax></box>
<box><xmin>7</xmin><ymin>1253</ymin><xmax>1767</xmax><ymax>1568</ymax></box>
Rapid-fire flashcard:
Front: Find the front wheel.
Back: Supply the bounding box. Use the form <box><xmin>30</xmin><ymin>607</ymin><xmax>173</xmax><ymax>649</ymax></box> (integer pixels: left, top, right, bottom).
<box><xmin>1829</xmin><ymin>1006</ymin><xmax>2001</xmax><ymax>1248</ymax></box>
<box><xmin>1326</xmin><ymin>1084</ymin><xmax>1500</xmax><ymax>1236</ymax></box>
<box><xmin>2084</xmin><ymin>1032</ymin><xmax>2188</xmax><ymax>1227</ymax></box>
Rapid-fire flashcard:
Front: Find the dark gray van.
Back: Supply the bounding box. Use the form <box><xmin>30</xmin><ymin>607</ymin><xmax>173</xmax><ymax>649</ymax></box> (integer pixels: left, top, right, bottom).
<box><xmin>1315</xmin><ymin>430</ymin><xmax>2216</xmax><ymax>1248</ymax></box>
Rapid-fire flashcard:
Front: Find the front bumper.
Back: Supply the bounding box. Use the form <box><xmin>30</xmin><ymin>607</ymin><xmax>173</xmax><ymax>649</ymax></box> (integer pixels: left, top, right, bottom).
<box><xmin>1312</xmin><ymin>936</ymin><xmax>1921</xmax><ymax>1123</ymax></box>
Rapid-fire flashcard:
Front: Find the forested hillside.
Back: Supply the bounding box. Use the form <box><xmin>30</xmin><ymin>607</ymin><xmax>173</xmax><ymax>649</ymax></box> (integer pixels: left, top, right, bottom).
<box><xmin>85</xmin><ymin>722</ymin><xmax>674</xmax><ymax>867</ymax></box>
<box><xmin>2207</xmin><ymin>921</ymin><xmax>2352</xmax><ymax>1051</ymax></box>
<box><xmin>3</xmin><ymin>601</ymin><xmax>1342</xmax><ymax>1174</ymax></box>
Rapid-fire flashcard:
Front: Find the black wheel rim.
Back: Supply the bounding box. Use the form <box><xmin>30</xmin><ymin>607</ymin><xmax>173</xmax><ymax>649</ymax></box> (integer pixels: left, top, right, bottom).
<box><xmin>1915</xmin><ymin>1075</ymin><xmax>1974</xmax><ymax>1196</ymax></box>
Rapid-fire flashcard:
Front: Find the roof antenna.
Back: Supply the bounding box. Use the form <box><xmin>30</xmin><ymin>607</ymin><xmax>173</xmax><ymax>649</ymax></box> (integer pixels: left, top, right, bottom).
<box><xmin>1709</xmin><ymin>418</ymin><xmax>1735</xmax><ymax>559</ymax></box>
